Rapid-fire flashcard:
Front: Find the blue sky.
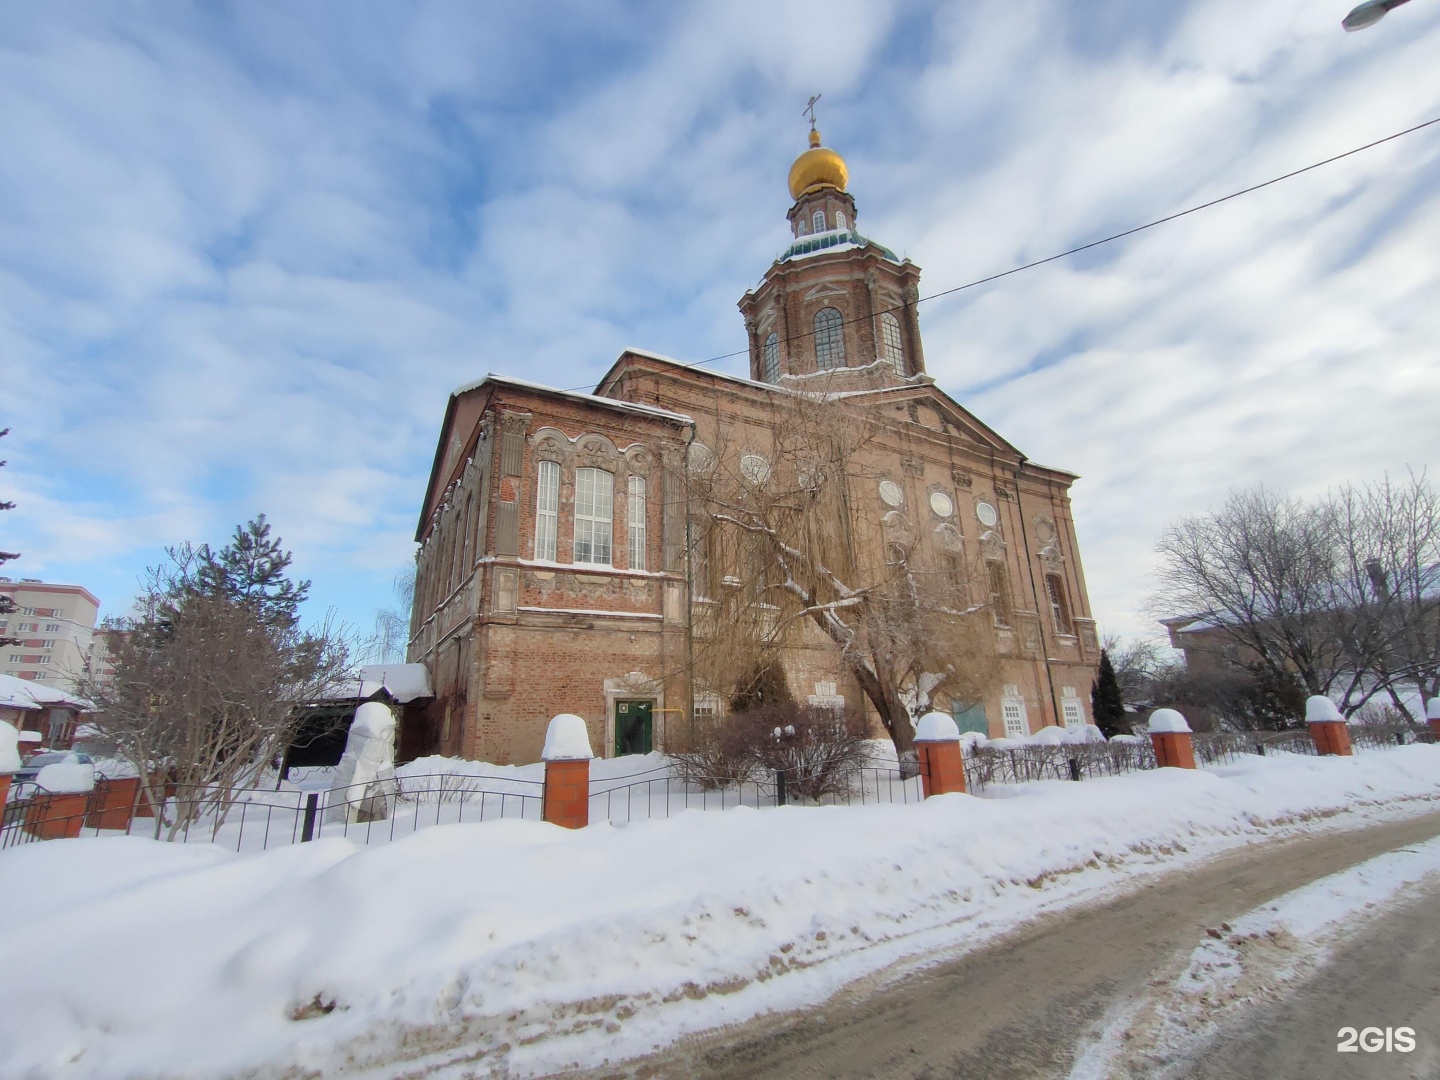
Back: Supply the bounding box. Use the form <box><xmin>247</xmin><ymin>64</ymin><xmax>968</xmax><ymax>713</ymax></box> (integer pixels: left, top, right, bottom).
<box><xmin>2</xmin><ymin>0</ymin><xmax>1438</xmax><ymax>646</ymax></box>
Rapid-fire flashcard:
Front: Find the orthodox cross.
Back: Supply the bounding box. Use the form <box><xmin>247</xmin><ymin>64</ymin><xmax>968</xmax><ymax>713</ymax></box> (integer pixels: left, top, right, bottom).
<box><xmin>803</xmin><ymin>93</ymin><xmax>822</xmax><ymax>131</ymax></box>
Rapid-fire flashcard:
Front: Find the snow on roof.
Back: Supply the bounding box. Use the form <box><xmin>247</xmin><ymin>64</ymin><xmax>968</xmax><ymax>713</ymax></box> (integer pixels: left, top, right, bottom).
<box><xmin>0</xmin><ymin>673</ymin><xmax>92</xmax><ymax>712</ymax></box>
<box><xmin>450</xmin><ymin>372</ymin><xmax>693</xmax><ymax>425</ymax></box>
<box><xmin>358</xmin><ymin>664</ymin><xmax>433</xmax><ymax>704</ymax></box>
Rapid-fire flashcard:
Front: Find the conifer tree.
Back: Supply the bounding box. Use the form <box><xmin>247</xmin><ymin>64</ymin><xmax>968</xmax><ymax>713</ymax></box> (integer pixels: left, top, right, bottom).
<box><xmin>1091</xmin><ymin>649</ymin><xmax>1127</xmax><ymax>738</ymax></box>
<box><xmin>196</xmin><ymin>514</ymin><xmax>310</xmax><ymax>632</ymax></box>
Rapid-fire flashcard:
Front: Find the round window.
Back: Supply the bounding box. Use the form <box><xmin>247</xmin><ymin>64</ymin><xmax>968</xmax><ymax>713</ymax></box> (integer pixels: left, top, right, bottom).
<box><xmin>929</xmin><ymin>491</ymin><xmax>954</xmax><ymax>518</ymax></box>
<box><xmin>976</xmin><ymin>501</ymin><xmax>998</xmax><ymax>527</ymax></box>
<box><xmin>740</xmin><ymin>453</ymin><xmax>770</xmax><ymax>485</ymax></box>
<box><xmin>878</xmin><ymin>480</ymin><xmax>904</xmax><ymax>508</ymax></box>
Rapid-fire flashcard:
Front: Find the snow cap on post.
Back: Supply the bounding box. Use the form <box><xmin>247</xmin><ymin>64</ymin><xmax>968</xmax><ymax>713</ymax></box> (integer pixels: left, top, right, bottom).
<box><xmin>0</xmin><ymin>721</ymin><xmax>20</xmax><ymax>773</ymax></box>
<box><xmin>1426</xmin><ymin>697</ymin><xmax>1440</xmax><ymax>721</ymax></box>
<box><xmin>915</xmin><ymin>711</ymin><xmax>960</xmax><ymax>742</ymax></box>
<box><xmin>351</xmin><ymin>700</ymin><xmax>397</xmax><ymax>741</ymax></box>
<box><xmin>1304</xmin><ymin>696</ymin><xmax>1344</xmax><ymax>724</ymax></box>
<box><xmin>1147</xmin><ymin>708</ymin><xmax>1192</xmax><ymax>734</ymax></box>
<box><xmin>36</xmin><ymin>756</ymin><xmax>96</xmax><ymax>794</ymax></box>
<box><xmin>542</xmin><ymin>713</ymin><xmax>593</xmax><ymax>761</ymax></box>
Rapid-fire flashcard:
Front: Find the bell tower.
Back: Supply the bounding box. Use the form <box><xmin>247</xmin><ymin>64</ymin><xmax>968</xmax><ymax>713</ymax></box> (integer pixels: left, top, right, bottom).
<box><xmin>739</xmin><ymin>115</ymin><xmax>926</xmax><ymax>388</ymax></box>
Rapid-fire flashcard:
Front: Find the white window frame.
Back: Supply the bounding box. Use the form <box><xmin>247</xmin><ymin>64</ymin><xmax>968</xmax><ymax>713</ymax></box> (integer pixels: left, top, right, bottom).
<box><xmin>1002</xmin><ymin>695</ymin><xmax>1028</xmax><ymax>738</ymax></box>
<box><xmin>627</xmin><ymin>475</ymin><xmax>646</xmax><ymax>571</ymax></box>
<box><xmin>573</xmin><ymin>467</ymin><xmax>614</xmax><ymax>565</ymax></box>
<box><xmin>814</xmin><ymin>307</ymin><xmax>845</xmax><ymax>369</ymax></box>
<box><xmin>836</xmin><ymin>211</ymin><xmax>847</xmax><ymax>230</ymax></box>
<box><xmin>1061</xmin><ymin>698</ymin><xmax>1084</xmax><ymax>729</ymax></box>
<box><xmin>812</xmin><ymin>209</ymin><xmax>825</xmax><ymax>233</ymax></box>
<box><xmin>43</xmin><ymin>623</ymin><xmax>61</xmax><ymax>633</ymax></box>
<box><xmin>40</xmin><ymin>639</ymin><xmax>55</xmax><ymax>649</ymax></box>
<box><xmin>534</xmin><ymin>459</ymin><xmax>560</xmax><ymax>562</ymax></box>
<box><xmin>35</xmin><ymin>655</ymin><xmax>51</xmax><ymax>665</ymax></box>
<box><xmin>1045</xmin><ymin>573</ymin><xmax>1073</xmax><ymax>635</ymax></box>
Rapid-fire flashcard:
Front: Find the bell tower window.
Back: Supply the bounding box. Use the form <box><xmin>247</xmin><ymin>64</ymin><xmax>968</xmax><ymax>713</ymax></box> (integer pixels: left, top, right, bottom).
<box><xmin>879</xmin><ymin>312</ymin><xmax>905</xmax><ymax>373</ymax></box>
<box><xmin>812</xmin><ymin>209</ymin><xmax>825</xmax><ymax>233</ymax></box>
<box><xmin>762</xmin><ymin>332</ymin><xmax>780</xmax><ymax>382</ymax></box>
<box><xmin>814</xmin><ymin>307</ymin><xmax>846</xmax><ymax>369</ymax></box>
<box><xmin>836</xmin><ymin>211</ymin><xmax>847</xmax><ymax>230</ymax></box>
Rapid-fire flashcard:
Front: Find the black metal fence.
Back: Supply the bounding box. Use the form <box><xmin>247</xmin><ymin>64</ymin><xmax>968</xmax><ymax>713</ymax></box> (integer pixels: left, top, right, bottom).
<box><xmin>2</xmin><ymin>723</ymin><xmax>1433</xmax><ymax>851</ymax></box>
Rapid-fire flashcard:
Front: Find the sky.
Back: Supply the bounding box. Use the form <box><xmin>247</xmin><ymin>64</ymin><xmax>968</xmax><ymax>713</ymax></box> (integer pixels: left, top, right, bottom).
<box><xmin>2</xmin><ymin>0</ymin><xmax>1438</xmax><ymax>648</ymax></box>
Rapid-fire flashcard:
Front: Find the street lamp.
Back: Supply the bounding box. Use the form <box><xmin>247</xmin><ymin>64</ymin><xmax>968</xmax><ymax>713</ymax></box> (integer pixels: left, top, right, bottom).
<box><xmin>1342</xmin><ymin>0</ymin><xmax>1412</xmax><ymax>31</ymax></box>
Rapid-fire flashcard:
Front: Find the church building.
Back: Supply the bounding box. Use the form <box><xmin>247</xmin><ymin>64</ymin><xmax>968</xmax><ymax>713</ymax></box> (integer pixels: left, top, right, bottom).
<box><xmin>406</xmin><ymin>126</ymin><xmax>1100</xmax><ymax>764</ymax></box>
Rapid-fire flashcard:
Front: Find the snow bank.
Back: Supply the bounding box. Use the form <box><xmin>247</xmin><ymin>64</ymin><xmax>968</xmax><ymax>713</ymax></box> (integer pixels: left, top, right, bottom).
<box><xmin>957</xmin><ymin>731</ymin><xmax>989</xmax><ymax>752</ymax></box>
<box><xmin>36</xmin><ymin>756</ymin><xmax>95</xmax><ymax>794</ymax></box>
<box><xmin>1147</xmin><ymin>709</ymin><xmax>1191</xmax><ymax>734</ymax></box>
<box><xmin>4</xmin><ymin>748</ymin><xmax>1440</xmax><ymax>1079</ymax></box>
<box><xmin>915</xmin><ymin>712</ymin><xmax>959</xmax><ymax>742</ymax></box>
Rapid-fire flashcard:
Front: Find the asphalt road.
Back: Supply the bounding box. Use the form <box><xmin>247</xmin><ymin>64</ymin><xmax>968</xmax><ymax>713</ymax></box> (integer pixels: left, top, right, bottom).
<box><xmin>584</xmin><ymin>810</ymin><xmax>1440</xmax><ymax>1080</ymax></box>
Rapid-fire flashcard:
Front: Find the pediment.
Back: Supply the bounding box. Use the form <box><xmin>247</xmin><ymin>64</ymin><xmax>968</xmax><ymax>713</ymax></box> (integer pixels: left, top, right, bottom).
<box><xmin>803</xmin><ymin>281</ymin><xmax>849</xmax><ymax>302</ymax></box>
<box><xmin>858</xmin><ymin>384</ymin><xmax>1022</xmax><ymax>457</ymax></box>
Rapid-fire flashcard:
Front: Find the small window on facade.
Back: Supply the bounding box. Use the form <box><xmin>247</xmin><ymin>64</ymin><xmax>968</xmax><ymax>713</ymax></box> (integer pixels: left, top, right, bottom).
<box><xmin>1045</xmin><ymin>573</ymin><xmax>1073</xmax><ymax>634</ymax></box>
<box><xmin>574</xmin><ymin>467</ymin><xmax>613</xmax><ymax>565</ymax></box>
<box><xmin>763</xmin><ymin>332</ymin><xmax>780</xmax><ymax>382</ymax></box>
<box><xmin>689</xmin><ymin>522</ymin><xmax>711</xmax><ymax>599</ymax></box>
<box><xmin>628</xmin><ymin>475</ymin><xmax>646</xmax><ymax>571</ymax></box>
<box><xmin>942</xmin><ymin>553</ymin><xmax>968</xmax><ymax>598</ymax></box>
<box><xmin>987</xmin><ymin>562</ymin><xmax>1012</xmax><ymax>628</ymax></box>
<box><xmin>879</xmin><ymin>312</ymin><xmax>905</xmax><ymax>373</ymax></box>
<box><xmin>1002</xmin><ymin>696</ymin><xmax>1028</xmax><ymax>739</ymax></box>
<box><xmin>836</xmin><ymin>211</ymin><xmax>847</xmax><ymax>230</ymax></box>
<box><xmin>1061</xmin><ymin>697</ymin><xmax>1085</xmax><ymax>729</ymax></box>
<box><xmin>812</xmin><ymin>209</ymin><xmax>825</xmax><ymax>233</ymax></box>
<box><xmin>535</xmin><ymin>460</ymin><xmax>560</xmax><ymax>561</ymax></box>
<box><xmin>43</xmin><ymin>623</ymin><xmax>60</xmax><ymax>632</ymax></box>
<box><xmin>814</xmin><ymin>307</ymin><xmax>846</xmax><ymax>369</ymax></box>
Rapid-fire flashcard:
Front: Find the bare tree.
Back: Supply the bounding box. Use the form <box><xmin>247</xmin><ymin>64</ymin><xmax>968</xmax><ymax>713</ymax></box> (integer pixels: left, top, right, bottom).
<box><xmin>83</xmin><ymin>529</ymin><xmax>351</xmax><ymax>839</ymax></box>
<box><xmin>685</xmin><ymin>392</ymin><xmax>1000</xmax><ymax>764</ymax></box>
<box><xmin>1151</xmin><ymin>475</ymin><xmax>1440</xmax><ymax>718</ymax></box>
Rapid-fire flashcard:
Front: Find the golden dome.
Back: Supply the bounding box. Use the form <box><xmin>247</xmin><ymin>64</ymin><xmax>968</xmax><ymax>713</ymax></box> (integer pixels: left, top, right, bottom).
<box><xmin>787</xmin><ymin>128</ymin><xmax>849</xmax><ymax>201</ymax></box>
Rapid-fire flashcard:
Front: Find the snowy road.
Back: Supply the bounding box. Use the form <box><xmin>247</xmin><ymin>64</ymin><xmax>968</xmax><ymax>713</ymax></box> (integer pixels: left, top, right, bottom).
<box><xmin>600</xmin><ymin>810</ymin><xmax>1440</xmax><ymax>1079</ymax></box>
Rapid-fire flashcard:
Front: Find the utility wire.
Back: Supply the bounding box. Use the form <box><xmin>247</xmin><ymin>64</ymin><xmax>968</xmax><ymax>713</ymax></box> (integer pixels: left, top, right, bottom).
<box><xmin>562</xmin><ymin>114</ymin><xmax>1440</xmax><ymax>393</ymax></box>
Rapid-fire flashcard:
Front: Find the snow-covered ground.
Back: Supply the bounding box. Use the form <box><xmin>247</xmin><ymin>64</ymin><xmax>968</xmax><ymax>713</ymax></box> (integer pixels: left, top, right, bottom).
<box><xmin>1069</xmin><ymin>830</ymin><xmax>1440</xmax><ymax>1077</ymax></box>
<box><xmin>3</xmin><ymin>747</ymin><xmax>1440</xmax><ymax>1079</ymax></box>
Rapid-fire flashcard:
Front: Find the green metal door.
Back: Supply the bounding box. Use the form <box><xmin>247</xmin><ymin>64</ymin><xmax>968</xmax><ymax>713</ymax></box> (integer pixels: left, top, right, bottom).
<box><xmin>615</xmin><ymin>700</ymin><xmax>653</xmax><ymax>756</ymax></box>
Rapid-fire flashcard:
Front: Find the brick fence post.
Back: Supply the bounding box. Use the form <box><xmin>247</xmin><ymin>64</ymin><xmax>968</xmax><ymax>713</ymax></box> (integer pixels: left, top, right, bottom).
<box><xmin>84</xmin><ymin>776</ymin><xmax>142</xmax><ymax>830</ymax></box>
<box><xmin>1147</xmin><ymin>708</ymin><xmax>1197</xmax><ymax>769</ymax></box>
<box><xmin>1306</xmin><ymin>696</ymin><xmax>1353</xmax><ymax>756</ymax></box>
<box><xmin>1427</xmin><ymin>697</ymin><xmax>1440</xmax><ymax>740</ymax></box>
<box><xmin>914</xmin><ymin>711</ymin><xmax>967</xmax><ymax>797</ymax></box>
<box><xmin>0</xmin><ymin>720</ymin><xmax>18</xmax><ymax>806</ymax></box>
<box><xmin>542</xmin><ymin>713</ymin><xmax>593</xmax><ymax>829</ymax></box>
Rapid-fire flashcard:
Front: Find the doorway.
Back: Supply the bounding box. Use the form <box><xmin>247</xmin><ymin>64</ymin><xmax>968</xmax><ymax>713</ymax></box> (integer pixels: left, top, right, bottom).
<box><xmin>614</xmin><ymin>699</ymin><xmax>654</xmax><ymax>756</ymax></box>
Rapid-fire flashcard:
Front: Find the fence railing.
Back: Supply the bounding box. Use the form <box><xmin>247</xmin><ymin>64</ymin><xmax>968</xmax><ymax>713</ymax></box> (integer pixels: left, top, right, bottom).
<box><xmin>2</xmin><ymin>723</ymin><xmax>1433</xmax><ymax>851</ymax></box>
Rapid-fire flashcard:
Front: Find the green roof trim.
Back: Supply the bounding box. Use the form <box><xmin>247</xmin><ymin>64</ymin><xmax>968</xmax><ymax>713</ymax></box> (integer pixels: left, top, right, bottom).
<box><xmin>781</xmin><ymin>229</ymin><xmax>899</xmax><ymax>263</ymax></box>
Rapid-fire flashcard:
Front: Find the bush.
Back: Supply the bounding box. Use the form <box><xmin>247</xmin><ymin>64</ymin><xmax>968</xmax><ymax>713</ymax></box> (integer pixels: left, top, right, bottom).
<box><xmin>670</xmin><ymin>703</ymin><xmax>870</xmax><ymax>800</ymax></box>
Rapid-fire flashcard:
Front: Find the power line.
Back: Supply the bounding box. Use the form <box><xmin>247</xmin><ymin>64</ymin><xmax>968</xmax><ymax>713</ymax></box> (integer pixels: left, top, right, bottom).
<box><xmin>561</xmin><ymin>114</ymin><xmax>1440</xmax><ymax>393</ymax></box>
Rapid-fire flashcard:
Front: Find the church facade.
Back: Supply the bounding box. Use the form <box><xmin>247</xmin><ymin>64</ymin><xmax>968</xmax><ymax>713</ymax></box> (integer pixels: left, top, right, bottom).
<box><xmin>406</xmin><ymin>128</ymin><xmax>1100</xmax><ymax>764</ymax></box>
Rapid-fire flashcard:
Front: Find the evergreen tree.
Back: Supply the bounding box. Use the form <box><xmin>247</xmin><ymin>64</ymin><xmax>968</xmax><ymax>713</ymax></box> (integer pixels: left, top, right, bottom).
<box><xmin>1091</xmin><ymin>649</ymin><xmax>1127</xmax><ymax>738</ymax></box>
<box><xmin>0</xmin><ymin>429</ymin><xmax>20</xmax><ymax>648</ymax></box>
<box><xmin>196</xmin><ymin>514</ymin><xmax>310</xmax><ymax>631</ymax></box>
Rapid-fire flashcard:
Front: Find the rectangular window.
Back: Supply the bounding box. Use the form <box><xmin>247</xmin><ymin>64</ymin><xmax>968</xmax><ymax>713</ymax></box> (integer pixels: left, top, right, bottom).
<box><xmin>43</xmin><ymin>623</ymin><xmax>61</xmax><ymax>632</ymax></box>
<box><xmin>987</xmin><ymin>562</ymin><xmax>1012</xmax><ymax>628</ymax></box>
<box><xmin>573</xmin><ymin>467</ymin><xmax>613</xmax><ymax>565</ymax></box>
<box><xmin>35</xmin><ymin>655</ymin><xmax>51</xmax><ymax>665</ymax></box>
<box><xmin>689</xmin><ymin>521</ymin><xmax>711</xmax><ymax>599</ymax></box>
<box><xmin>41</xmin><ymin>639</ymin><xmax>55</xmax><ymax>649</ymax></box>
<box><xmin>628</xmin><ymin>475</ymin><xmax>646</xmax><ymax>571</ymax></box>
<box><xmin>1061</xmin><ymin>698</ymin><xmax>1085</xmax><ymax>729</ymax></box>
<box><xmin>534</xmin><ymin>460</ymin><xmax>560</xmax><ymax>562</ymax></box>
<box><xmin>6</xmin><ymin>654</ymin><xmax>20</xmax><ymax>663</ymax></box>
<box><xmin>1045</xmin><ymin>573</ymin><xmax>1073</xmax><ymax>634</ymax></box>
<box><xmin>1002</xmin><ymin>698</ymin><xmax>1028</xmax><ymax>739</ymax></box>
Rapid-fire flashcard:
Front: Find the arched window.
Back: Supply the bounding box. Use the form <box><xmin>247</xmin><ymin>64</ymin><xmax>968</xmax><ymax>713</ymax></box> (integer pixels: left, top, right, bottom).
<box><xmin>1045</xmin><ymin>573</ymin><xmax>1073</xmax><ymax>634</ymax></box>
<box><xmin>879</xmin><ymin>312</ymin><xmax>905</xmax><ymax>373</ymax></box>
<box><xmin>627</xmin><ymin>475</ymin><xmax>646</xmax><ymax>571</ymax></box>
<box><xmin>762</xmin><ymin>332</ymin><xmax>780</xmax><ymax>382</ymax></box>
<box><xmin>813</xmin><ymin>307</ymin><xmax>845</xmax><ymax>369</ymax></box>
<box><xmin>836</xmin><ymin>211</ymin><xmax>847</xmax><ymax>230</ymax></box>
<box><xmin>534</xmin><ymin>460</ymin><xmax>559</xmax><ymax>562</ymax></box>
<box><xmin>573</xmin><ymin>467</ymin><xmax>613</xmax><ymax>565</ymax></box>
<box><xmin>812</xmin><ymin>209</ymin><xmax>825</xmax><ymax>233</ymax></box>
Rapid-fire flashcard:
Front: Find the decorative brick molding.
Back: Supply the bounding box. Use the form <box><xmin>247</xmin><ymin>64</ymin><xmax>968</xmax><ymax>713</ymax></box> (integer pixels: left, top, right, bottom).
<box><xmin>84</xmin><ymin>776</ymin><xmax>141</xmax><ymax>830</ymax></box>
<box><xmin>542</xmin><ymin>760</ymin><xmax>590</xmax><ymax>829</ymax></box>
<box><xmin>24</xmin><ymin>791</ymin><xmax>88</xmax><ymax>840</ymax></box>
<box><xmin>916</xmin><ymin>739</ymin><xmax>966</xmax><ymax>797</ymax></box>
